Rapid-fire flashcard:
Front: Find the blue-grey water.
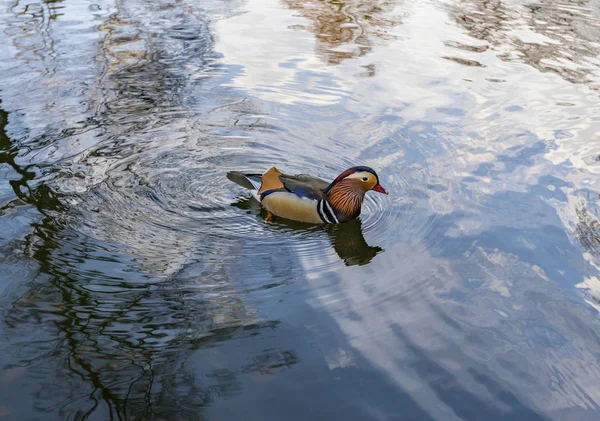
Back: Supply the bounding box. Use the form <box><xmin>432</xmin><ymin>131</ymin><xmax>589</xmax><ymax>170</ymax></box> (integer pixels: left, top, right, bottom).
<box><xmin>1</xmin><ymin>0</ymin><xmax>600</xmax><ymax>420</ymax></box>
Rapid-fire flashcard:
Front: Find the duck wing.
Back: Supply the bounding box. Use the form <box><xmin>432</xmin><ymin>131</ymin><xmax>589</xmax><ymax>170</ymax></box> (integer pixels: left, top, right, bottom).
<box><xmin>279</xmin><ymin>174</ymin><xmax>329</xmax><ymax>200</ymax></box>
<box><xmin>228</xmin><ymin>168</ymin><xmax>330</xmax><ymax>202</ymax></box>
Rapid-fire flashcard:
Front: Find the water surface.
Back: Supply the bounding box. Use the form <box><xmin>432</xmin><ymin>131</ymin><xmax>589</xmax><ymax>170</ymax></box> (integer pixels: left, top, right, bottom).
<box><xmin>1</xmin><ymin>0</ymin><xmax>600</xmax><ymax>419</ymax></box>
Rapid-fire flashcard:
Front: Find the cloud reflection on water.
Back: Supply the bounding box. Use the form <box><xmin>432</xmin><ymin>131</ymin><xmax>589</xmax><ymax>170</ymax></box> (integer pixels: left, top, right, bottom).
<box><xmin>1</xmin><ymin>0</ymin><xmax>600</xmax><ymax>419</ymax></box>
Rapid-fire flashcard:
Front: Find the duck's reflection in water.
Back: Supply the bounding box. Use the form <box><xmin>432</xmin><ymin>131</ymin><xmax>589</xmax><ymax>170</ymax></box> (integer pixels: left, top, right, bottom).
<box><xmin>231</xmin><ymin>196</ymin><xmax>383</xmax><ymax>266</ymax></box>
<box><xmin>326</xmin><ymin>219</ymin><xmax>383</xmax><ymax>266</ymax></box>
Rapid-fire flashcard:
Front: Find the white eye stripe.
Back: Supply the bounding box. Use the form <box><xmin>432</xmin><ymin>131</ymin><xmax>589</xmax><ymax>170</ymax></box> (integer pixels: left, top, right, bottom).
<box><xmin>346</xmin><ymin>171</ymin><xmax>373</xmax><ymax>181</ymax></box>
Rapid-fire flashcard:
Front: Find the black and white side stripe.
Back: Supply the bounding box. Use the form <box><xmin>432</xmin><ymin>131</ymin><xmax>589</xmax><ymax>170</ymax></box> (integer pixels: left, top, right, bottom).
<box><xmin>317</xmin><ymin>199</ymin><xmax>339</xmax><ymax>224</ymax></box>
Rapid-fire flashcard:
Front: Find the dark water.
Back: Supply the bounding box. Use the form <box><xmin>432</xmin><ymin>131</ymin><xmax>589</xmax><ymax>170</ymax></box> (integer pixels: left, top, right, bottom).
<box><xmin>1</xmin><ymin>0</ymin><xmax>600</xmax><ymax>419</ymax></box>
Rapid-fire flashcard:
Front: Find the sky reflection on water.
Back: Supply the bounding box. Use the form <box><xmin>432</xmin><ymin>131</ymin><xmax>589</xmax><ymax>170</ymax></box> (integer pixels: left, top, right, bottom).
<box><xmin>1</xmin><ymin>0</ymin><xmax>600</xmax><ymax>420</ymax></box>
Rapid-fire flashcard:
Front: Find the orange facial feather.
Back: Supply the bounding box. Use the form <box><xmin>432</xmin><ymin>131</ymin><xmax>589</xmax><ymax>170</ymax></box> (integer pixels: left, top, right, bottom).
<box><xmin>328</xmin><ymin>180</ymin><xmax>364</xmax><ymax>219</ymax></box>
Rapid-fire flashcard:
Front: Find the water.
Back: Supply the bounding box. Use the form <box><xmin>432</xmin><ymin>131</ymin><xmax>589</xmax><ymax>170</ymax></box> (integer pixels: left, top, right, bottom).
<box><xmin>1</xmin><ymin>0</ymin><xmax>600</xmax><ymax>419</ymax></box>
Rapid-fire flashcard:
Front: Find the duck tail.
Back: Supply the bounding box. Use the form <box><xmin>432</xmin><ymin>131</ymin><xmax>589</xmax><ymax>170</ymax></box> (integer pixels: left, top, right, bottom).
<box><xmin>226</xmin><ymin>171</ymin><xmax>262</xmax><ymax>190</ymax></box>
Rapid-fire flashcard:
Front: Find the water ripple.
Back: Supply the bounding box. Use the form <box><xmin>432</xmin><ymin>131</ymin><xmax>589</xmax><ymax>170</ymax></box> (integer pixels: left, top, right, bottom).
<box><xmin>2</xmin><ymin>0</ymin><xmax>600</xmax><ymax>419</ymax></box>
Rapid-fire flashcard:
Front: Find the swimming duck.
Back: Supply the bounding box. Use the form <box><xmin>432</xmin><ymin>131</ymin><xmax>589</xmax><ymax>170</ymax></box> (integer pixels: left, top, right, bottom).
<box><xmin>227</xmin><ymin>166</ymin><xmax>387</xmax><ymax>224</ymax></box>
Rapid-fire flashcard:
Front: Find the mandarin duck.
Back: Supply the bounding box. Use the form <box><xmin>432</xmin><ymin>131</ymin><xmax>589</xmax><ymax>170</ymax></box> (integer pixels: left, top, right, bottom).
<box><xmin>227</xmin><ymin>166</ymin><xmax>388</xmax><ymax>224</ymax></box>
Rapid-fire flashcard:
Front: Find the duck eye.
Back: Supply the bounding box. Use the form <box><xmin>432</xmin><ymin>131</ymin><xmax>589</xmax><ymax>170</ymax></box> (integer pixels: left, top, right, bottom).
<box><xmin>362</xmin><ymin>177</ymin><xmax>368</xmax><ymax>182</ymax></box>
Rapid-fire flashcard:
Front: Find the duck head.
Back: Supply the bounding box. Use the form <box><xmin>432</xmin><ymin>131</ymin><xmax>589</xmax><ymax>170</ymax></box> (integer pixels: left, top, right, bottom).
<box><xmin>325</xmin><ymin>166</ymin><xmax>388</xmax><ymax>222</ymax></box>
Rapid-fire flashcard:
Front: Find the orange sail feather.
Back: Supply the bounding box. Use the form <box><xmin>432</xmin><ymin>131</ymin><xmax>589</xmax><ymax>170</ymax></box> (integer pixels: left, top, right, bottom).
<box><xmin>258</xmin><ymin>166</ymin><xmax>284</xmax><ymax>194</ymax></box>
